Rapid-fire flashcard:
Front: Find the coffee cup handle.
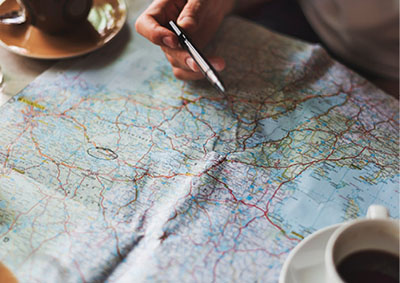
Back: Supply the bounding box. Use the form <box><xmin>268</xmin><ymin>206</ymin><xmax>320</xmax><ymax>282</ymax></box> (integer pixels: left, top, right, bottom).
<box><xmin>366</xmin><ymin>204</ymin><xmax>389</xmax><ymax>220</ymax></box>
<box><xmin>0</xmin><ymin>0</ymin><xmax>26</xmax><ymax>25</ymax></box>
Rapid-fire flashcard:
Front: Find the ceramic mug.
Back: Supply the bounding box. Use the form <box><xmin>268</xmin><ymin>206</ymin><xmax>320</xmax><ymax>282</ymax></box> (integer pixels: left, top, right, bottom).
<box><xmin>0</xmin><ymin>0</ymin><xmax>92</xmax><ymax>34</ymax></box>
<box><xmin>325</xmin><ymin>205</ymin><xmax>399</xmax><ymax>283</ymax></box>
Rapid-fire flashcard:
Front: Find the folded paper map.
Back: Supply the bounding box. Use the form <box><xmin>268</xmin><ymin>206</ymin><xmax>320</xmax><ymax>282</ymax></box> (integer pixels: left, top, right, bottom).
<box><xmin>0</xmin><ymin>17</ymin><xmax>398</xmax><ymax>282</ymax></box>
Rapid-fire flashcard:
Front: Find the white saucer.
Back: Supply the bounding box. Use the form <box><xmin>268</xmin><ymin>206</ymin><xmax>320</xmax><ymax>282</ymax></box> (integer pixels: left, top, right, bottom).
<box><xmin>0</xmin><ymin>0</ymin><xmax>127</xmax><ymax>59</ymax></box>
<box><xmin>279</xmin><ymin>223</ymin><xmax>341</xmax><ymax>283</ymax></box>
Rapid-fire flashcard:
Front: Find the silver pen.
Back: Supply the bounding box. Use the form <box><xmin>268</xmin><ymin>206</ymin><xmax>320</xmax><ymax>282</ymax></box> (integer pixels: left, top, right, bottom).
<box><xmin>168</xmin><ymin>20</ymin><xmax>226</xmax><ymax>93</ymax></box>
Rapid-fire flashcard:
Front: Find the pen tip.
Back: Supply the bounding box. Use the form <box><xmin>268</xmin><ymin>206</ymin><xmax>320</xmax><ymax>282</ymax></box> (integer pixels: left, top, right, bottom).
<box><xmin>216</xmin><ymin>81</ymin><xmax>225</xmax><ymax>93</ymax></box>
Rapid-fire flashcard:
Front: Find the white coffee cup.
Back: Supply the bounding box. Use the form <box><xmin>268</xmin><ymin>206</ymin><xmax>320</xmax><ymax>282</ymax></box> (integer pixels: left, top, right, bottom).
<box><xmin>325</xmin><ymin>205</ymin><xmax>399</xmax><ymax>283</ymax></box>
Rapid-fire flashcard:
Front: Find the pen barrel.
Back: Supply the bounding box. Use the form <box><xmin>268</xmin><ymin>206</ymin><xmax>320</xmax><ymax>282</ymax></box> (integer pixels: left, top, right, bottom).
<box><xmin>169</xmin><ymin>20</ymin><xmax>226</xmax><ymax>93</ymax></box>
<box><xmin>183</xmin><ymin>39</ymin><xmax>210</xmax><ymax>74</ymax></box>
<box><xmin>182</xmin><ymin>38</ymin><xmax>224</xmax><ymax>88</ymax></box>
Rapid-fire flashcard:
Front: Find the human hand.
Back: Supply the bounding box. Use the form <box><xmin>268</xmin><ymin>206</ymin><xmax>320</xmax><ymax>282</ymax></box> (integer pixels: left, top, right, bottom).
<box><xmin>135</xmin><ymin>0</ymin><xmax>235</xmax><ymax>80</ymax></box>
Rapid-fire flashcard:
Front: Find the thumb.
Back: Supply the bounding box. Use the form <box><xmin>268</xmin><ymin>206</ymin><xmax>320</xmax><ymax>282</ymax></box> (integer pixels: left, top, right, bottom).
<box><xmin>177</xmin><ymin>0</ymin><xmax>207</xmax><ymax>32</ymax></box>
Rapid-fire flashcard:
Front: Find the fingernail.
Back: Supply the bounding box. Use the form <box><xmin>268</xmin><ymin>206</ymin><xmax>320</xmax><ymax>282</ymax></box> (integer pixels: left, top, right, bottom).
<box><xmin>212</xmin><ymin>61</ymin><xmax>224</xmax><ymax>71</ymax></box>
<box><xmin>186</xmin><ymin>57</ymin><xmax>197</xmax><ymax>71</ymax></box>
<box><xmin>162</xmin><ymin>37</ymin><xmax>175</xmax><ymax>48</ymax></box>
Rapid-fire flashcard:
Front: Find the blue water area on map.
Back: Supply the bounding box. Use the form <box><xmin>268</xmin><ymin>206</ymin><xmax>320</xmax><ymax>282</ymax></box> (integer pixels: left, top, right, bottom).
<box><xmin>246</xmin><ymin>93</ymin><xmax>347</xmax><ymax>146</ymax></box>
<box><xmin>273</xmin><ymin>162</ymin><xmax>399</xmax><ymax>235</ymax></box>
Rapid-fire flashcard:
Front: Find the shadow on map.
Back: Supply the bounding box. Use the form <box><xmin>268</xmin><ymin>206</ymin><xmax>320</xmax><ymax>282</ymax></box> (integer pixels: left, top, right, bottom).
<box><xmin>67</xmin><ymin>23</ymin><xmax>132</xmax><ymax>71</ymax></box>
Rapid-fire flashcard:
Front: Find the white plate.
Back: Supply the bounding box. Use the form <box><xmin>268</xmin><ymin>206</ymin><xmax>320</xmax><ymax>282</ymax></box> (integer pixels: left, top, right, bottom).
<box><xmin>279</xmin><ymin>223</ymin><xmax>342</xmax><ymax>283</ymax></box>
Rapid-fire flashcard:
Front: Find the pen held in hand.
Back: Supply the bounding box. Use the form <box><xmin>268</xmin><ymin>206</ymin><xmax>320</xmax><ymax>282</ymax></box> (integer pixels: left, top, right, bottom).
<box><xmin>168</xmin><ymin>20</ymin><xmax>226</xmax><ymax>94</ymax></box>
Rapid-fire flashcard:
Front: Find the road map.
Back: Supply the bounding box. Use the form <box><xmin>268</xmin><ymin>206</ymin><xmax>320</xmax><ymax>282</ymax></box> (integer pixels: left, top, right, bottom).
<box><xmin>0</xmin><ymin>17</ymin><xmax>398</xmax><ymax>282</ymax></box>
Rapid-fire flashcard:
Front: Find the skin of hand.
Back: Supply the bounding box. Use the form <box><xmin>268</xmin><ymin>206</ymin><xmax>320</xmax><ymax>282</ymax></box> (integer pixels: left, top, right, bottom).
<box><xmin>135</xmin><ymin>0</ymin><xmax>235</xmax><ymax>80</ymax></box>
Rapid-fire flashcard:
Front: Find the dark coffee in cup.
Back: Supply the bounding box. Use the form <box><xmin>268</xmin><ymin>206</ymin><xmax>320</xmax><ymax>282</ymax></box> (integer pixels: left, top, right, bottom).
<box><xmin>18</xmin><ymin>0</ymin><xmax>93</xmax><ymax>33</ymax></box>
<box><xmin>325</xmin><ymin>205</ymin><xmax>399</xmax><ymax>283</ymax></box>
<box><xmin>336</xmin><ymin>249</ymin><xmax>399</xmax><ymax>283</ymax></box>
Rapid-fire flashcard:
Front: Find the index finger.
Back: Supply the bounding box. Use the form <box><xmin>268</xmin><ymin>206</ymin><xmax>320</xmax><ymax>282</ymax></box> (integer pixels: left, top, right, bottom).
<box><xmin>136</xmin><ymin>14</ymin><xmax>179</xmax><ymax>48</ymax></box>
<box><xmin>135</xmin><ymin>0</ymin><xmax>186</xmax><ymax>48</ymax></box>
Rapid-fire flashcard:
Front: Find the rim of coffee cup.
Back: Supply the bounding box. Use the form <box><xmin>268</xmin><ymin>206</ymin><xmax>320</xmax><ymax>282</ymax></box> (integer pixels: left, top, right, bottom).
<box><xmin>324</xmin><ymin>217</ymin><xmax>399</xmax><ymax>283</ymax></box>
